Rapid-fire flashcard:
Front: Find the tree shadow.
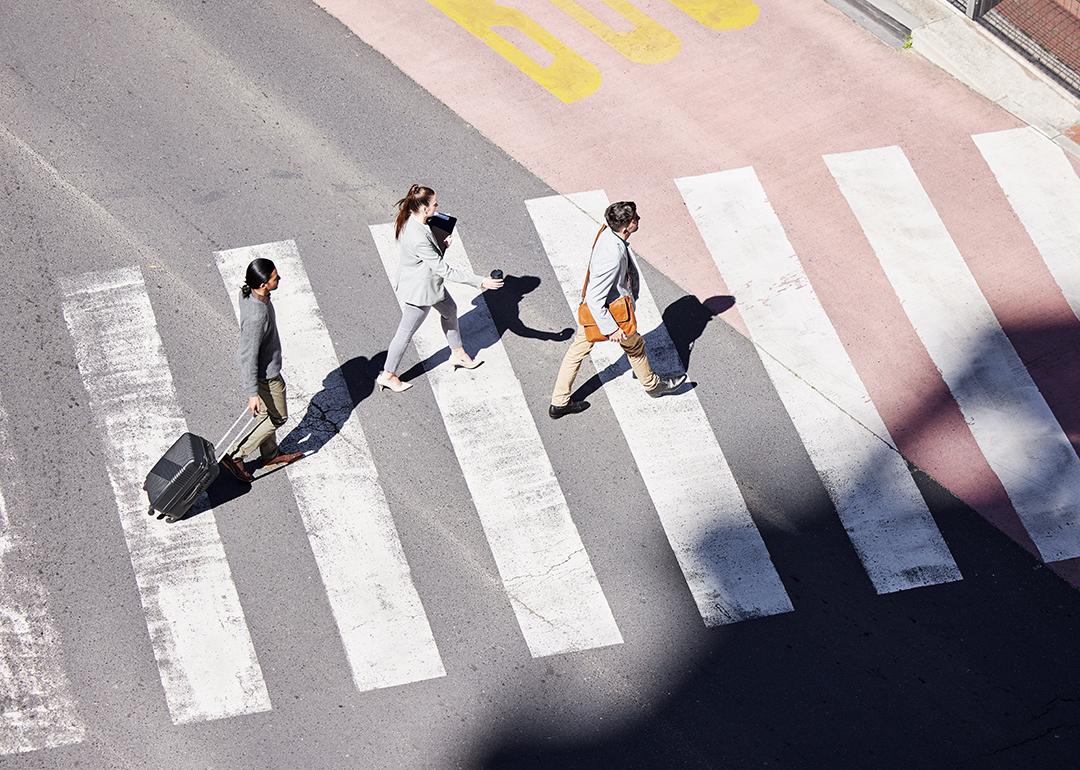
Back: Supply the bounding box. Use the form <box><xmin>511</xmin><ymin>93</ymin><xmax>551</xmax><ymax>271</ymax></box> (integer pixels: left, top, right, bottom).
<box><xmin>471</xmin><ymin>317</ymin><xmax>1080</xmax><ymax>766</ymax></box>
<box><xmin>184</xmin><ymin>353</ymin><xmax>382</xmax><ymax>520</ymax></box>
<box><xmin>569</xmin><ymin>295</ymin><xmax>731</xmax><ymax>403</ymax></box>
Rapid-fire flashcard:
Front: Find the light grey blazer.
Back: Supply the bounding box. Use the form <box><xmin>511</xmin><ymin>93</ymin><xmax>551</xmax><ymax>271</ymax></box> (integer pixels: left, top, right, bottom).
<box><xmin>393</xmin><ymin>216</ymin><xmax>484</xmax><ymax>307</ymax></box>
<box><xmin>585</xmin><ymin>227</ymin><xmax>641</xmax><ymax>336</ymax></box>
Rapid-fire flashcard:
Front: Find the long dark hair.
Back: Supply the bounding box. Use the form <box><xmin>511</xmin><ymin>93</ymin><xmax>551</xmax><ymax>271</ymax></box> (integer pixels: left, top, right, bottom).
<box><xmin>394</xmin><ymin>184</ymin><xmax>435</xmax><ymax>238</ymax></box>
<box><xmin>241</xmin><ymin>258</ymin><xmax>276</xmax><ymax>298</ymax></box>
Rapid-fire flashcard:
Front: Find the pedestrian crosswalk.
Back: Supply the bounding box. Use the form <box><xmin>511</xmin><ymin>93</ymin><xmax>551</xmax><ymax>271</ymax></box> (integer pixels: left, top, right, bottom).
<box><xmin>675</xmin><ymin>167</ymin><xmax>962</xmax><ymax>593</ymax></box>
<box><xmin>526</xmin><ymin>190</ymin><xmax>793</xmax><ymax>624</ymax></box>
<box><xmin>6</xmin><ymin>126</ymin><xmax>1080</xmax><ymax>747</ymax></box>
<box><xmin>0</xmin><ymin>391</ymin><xmax>85</xmax><ymax>755</ymax></box>
<box><xmin>60</xmin><ymin>267</ymin><xmax>271</xmax><ymax>725</ymax></box>
<box><xmin>369</xmin><ymin>225</ymin><xmax>623</xmax><ymax>656</ymax></box>
<box><xmin>973</xmin><ymin>127</ymin><xmax>1080</xmax><ymax>325</ymax></box>
<box><xmin>826</xmin><ymin>145</ymin><xmax>1080</xmax><ymax>563</ymax></box>
<box><xmin>216</xmin><ymin>242</ymin><xmax>446</xmax><ymax>692</ymax></box>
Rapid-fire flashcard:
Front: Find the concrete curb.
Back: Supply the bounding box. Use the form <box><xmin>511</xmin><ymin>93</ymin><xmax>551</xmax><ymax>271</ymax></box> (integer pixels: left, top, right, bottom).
<box><xmin>858</xmin><ymin>0</ymin><xmax>1080</xmax><ymax>158</ymax></box>
<box><xmin>825</xmin><ymin>0</ymin><xmax>912</xmax><ymax>46</ymax></box>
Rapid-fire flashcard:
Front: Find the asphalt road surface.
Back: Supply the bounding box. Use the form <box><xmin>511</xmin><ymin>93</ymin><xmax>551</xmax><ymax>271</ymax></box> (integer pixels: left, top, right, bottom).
<box><xmin>2</xmin><ymin>0</ymin><xmax>1080</xmax><ymax>767</ymax></box>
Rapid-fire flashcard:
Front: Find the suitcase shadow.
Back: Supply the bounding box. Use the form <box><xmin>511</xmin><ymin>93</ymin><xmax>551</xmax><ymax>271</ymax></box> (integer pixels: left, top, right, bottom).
<box><xmin>181</xmin><ymin>354</ymin><xmax>382</xmax><ymax>520</ymax></box>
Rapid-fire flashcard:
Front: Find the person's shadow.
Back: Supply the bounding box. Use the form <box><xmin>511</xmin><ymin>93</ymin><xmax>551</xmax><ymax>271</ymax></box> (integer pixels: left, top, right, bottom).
<box><xmin>568</xmin><ymin>294</ymin><xmax>733</xmax><ymax>403</ymax></box>
<box><xmin>398</xmin><ymin>274</ymin><xmax>573</xmax><ymax>381</ymax></box>
<box><xmin>187</xmin><ymin>353</ymin><xmax>382</xmax><ymax>519</ymax></box>
<box><xmin>485</xmin><ymin>275</ymin><xmax>575</xmax><ymax>343</ymax></box>
<box><xmin>663</xmin><ymin>294</ymin><xmax>734</xmax><ymax>370</ymax></box>
<box><xmin>188</xmin><ymin>274</ymin><xmax>568</xmax><ymax>519</ymax></box>
<box><xmin>182</xmin><ymin>284</ymin><xmax>722</xmax><ymax>520</ymax></box>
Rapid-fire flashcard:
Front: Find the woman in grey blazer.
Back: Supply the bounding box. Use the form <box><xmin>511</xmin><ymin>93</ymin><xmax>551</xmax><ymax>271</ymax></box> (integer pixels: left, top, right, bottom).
<box><xmin>377</xmin><ymin>184</ymin><xmax>504</xmax><ymax>392</ymax></box>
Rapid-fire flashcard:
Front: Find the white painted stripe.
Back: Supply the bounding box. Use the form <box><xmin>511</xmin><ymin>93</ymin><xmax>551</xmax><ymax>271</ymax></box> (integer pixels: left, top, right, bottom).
<box><xmin>60</xmin><ymin>266</ymin><xmax>270</xmax><ymax>724</ymax></box>
<box><xmin>826</xmin><ymin>146</ymin><xmax>1080</xmax><ymax>563</ymax></box>
<box><xmin>370</xmin><ymin>225</ymin><xmax>623</xmax><ymax>655</ymax></box>
<box><xmin>0</xmin><ymin>401</ymin><xmax>13</xmax><ymax>532</ymax></box>
<box><xmin>676</xmin><ymin>169</ymin><xmax>962</xmax><ymax>593</ymax></box>
<box><xmin>525</xmin><ymin>191</ymin><xmax>793</xmax><ymax>624</ymax></box>
<box><xmin>0</xmin><ymin>393</ymin><xmax>86</xmax><ymax>754</ymax></box>
<box><xmin>215</xmin><ymin>241</ymin><xmax>445</xmax><ymax>688</ymax></box>
<box><xmin>974</xmin><ymin>127</ymin><xmax>1080</xmax><ymax>322</ymax></box>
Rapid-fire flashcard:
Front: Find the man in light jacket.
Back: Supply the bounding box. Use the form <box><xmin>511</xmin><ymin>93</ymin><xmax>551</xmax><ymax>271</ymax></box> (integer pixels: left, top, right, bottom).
<box><xmin>549</xmin><ymin>201</ymin><xmax>686</xmax><ymax>419</ymax></box>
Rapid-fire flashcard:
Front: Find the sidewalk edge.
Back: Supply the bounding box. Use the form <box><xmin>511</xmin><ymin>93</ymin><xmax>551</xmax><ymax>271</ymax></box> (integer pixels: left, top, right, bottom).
<box><xmin>868</xmin><ymin>0</ymin><xmax>1080</xmax><ymax>159</ymax></box>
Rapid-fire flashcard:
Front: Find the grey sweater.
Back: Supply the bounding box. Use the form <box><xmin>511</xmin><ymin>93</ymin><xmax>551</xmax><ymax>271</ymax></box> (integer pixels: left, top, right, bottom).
<box><xmin>238</xmin><ymin>291</ymin><xmax>282</xmax><ymax>396</ymax></box>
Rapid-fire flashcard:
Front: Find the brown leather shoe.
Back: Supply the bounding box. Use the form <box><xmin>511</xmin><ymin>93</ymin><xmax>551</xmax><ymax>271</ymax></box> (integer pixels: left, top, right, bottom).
<box><xmin>220</xmin><ymin>454</ymin><xmax>254</xmax><ymax>483</ymax></box>
<box><xmin>263</xmin><ymin>451</ymin><xmax>304</xmax><ymax>468</ymax></box>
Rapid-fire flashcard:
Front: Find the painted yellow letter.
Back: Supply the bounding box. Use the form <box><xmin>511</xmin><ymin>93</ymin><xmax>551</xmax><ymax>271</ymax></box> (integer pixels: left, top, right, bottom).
<box><xmin>549</xmin><ymin>0</ymin><xmax>680</xmax><ymax>64</ymax></box>
<box><xmin>667</xmin><ymin>0</ymin><xmax>760</xmax><ymax>30</ymax></box>
<box><xmin>424</xmin><ymin>0</ymin><xmax>602</xmax><ymax>104</ymax></box>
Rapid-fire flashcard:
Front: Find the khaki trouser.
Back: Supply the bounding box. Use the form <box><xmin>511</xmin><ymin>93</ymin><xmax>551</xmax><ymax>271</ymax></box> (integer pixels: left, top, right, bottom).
<box><xmin>551</xmin><ymin>326</ymin><xmax>660</xmax><ymax>406</ymax></box>
<box><xmin>230</xmin><ymin>375</ymin><xmax>288</xmax><ymax>462</ymax></box>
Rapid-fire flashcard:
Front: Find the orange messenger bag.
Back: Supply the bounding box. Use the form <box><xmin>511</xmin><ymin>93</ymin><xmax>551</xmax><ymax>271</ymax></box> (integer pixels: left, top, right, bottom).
<box><xmin>578</xmin><ymin>225</ymin><xmax>638</xmax><ymax>343</ymax></box>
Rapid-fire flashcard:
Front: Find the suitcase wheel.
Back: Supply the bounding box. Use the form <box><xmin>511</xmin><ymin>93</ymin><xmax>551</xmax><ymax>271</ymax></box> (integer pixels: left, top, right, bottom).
<box><xmin>147</xmin><ymin>504</ymin><xmax>181</xmax><ymax>523</ymax></box>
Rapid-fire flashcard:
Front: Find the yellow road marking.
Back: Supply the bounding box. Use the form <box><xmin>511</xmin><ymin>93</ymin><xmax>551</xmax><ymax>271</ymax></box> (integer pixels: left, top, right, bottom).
<box><xmin>425</xmin><ymin>0</ymin><xmax>601</xmax><ymax>103</ymax></box>
<box><xmin>549</xmin><ymin>0</ymin><xmax>680</xmax><ymax>64</ymax></box>
<box><xmin>424</xmin><ymin>0</ymin><xmax>761</xmax><ymax>102</ymax></box>
<box><xmin>668</xmin><ymin>0</ymin><xmax>760</xmax><ymax>30</ymax></box>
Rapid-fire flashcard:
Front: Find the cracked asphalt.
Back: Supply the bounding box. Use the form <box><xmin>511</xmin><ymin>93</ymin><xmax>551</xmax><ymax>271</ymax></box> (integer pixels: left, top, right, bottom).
<box><xmin>2</xmin><ymin>0</ymin><xmax>1080</xmax><ymax>766</ymax></box>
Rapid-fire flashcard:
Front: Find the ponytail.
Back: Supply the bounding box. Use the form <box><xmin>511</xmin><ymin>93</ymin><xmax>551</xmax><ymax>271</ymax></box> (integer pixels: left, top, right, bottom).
<box><xmin>242</xmin><ymin>258</ymin><xmax>276</xmax><ymax>298</ymax></box>
<box><xmin>394</xmin><ymin>184</ymin><xmax>435</xmax><ymax>238</ymax></box>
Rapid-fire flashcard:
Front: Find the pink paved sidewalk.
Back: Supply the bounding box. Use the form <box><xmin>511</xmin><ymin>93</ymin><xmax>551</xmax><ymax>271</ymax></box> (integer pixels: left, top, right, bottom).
<box><xmin>316</xmin><ymin>0</ymin><xmax>1080</xmax><ymax>581</ymax></box>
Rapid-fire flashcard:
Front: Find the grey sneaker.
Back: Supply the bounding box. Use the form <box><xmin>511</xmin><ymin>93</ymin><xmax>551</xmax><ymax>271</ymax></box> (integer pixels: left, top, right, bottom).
<box><xmin>647</xmin><ymin>374</ymin><xmax>688</xmax><ymax>398</ymax></box>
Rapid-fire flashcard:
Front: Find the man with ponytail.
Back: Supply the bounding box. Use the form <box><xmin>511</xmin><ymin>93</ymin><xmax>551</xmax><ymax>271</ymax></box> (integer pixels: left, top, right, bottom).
<box><xmin>377</xmin><ymin>184</ymin><xmax>504</xmax><ymax>393</ymax></box>
<box><xmin>219</xmin><ymin>258</ymin><xmax>303</xmax><ymax>482</ymax></box>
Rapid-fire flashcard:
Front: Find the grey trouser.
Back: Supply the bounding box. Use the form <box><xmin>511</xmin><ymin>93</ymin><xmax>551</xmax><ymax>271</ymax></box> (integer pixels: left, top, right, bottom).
<box><xmin>229</xmin><ymin>375</ymin><xmax>288</xmax><ymax>462</ymax></box>
<box><xmin>384</xmin><ymin>296</ymin><xmax>462</xmax><ymax>374</ymax></box>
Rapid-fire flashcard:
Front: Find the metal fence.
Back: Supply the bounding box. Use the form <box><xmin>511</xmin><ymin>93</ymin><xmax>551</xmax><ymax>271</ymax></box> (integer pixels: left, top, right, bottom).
<box><xmin>944</xmin><ymin>0</ymin><xmax>1004</xmax><ymax>16</ymax></box>
<box><xmin>969</xmin><ymin>0</ymin><xmax>1006</xmax><ymax>16</ymax></box>
<box><xmin>948</xmin><ymin>0</ymin><xmax>1080</xmax><ymax>98</ymax></box>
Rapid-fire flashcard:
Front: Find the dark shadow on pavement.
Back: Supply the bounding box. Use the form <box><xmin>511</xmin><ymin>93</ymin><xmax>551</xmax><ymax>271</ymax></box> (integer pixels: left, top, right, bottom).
<box><xmin>568</xmin><ymin>294</ymin><xmax>729</xmax><ymax>403</ymax></box>
<box><xmin>485</xmin><ymin>275</ymin><xmax>575</xmax><ymax>343</ymax></box>
<box><xmin>473</xmin><ymin>318</ymin><xmax>1080</xmax><ymax>766</ymax></box>
<box><xmin>401</xmin><ymin>275</ymin><xmax>572</xmax><ymax>380</ymax></box>
<box><xmin>185</xmin><ymin>353</ymin><xmax>382</xmax><ymax>520</ymax></box>
<box><xmin>663</xmin><ymin>294</ymin><xmax>734</xmax><ymax>370</ymax></box>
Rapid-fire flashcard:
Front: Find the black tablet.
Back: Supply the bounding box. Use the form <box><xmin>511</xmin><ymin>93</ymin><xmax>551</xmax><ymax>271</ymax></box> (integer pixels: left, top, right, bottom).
<box><xmin>428</xmin><ymin>212</ymin><xmax>457</xmax><ymax>238</ymax></box>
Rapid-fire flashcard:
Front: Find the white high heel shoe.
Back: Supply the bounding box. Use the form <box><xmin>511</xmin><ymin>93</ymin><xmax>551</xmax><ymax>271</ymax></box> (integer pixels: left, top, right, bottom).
<box><xmin>376</xmin><ymin>373</ymin><xmax>413</xmax><ymax>393</ymax></box>
<box><xmin>450</xmin><ymin>352</ymin><xmax>482</xmax><ymax>370</ymax></box>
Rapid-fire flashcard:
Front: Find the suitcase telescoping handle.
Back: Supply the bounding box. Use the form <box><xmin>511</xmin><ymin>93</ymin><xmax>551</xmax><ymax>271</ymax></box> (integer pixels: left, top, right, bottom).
<box><xmin>212</xmin><ymin>408</ymin><xmax>260</xmax><ymax>463</ymax></box>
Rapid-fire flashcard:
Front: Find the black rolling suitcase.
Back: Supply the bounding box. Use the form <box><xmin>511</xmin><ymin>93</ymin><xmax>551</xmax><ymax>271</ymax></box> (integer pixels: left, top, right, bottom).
<box><xmin>143</xmin><ymin>411</ymin><xmax>254</xmax><ymax>523</ymax></box>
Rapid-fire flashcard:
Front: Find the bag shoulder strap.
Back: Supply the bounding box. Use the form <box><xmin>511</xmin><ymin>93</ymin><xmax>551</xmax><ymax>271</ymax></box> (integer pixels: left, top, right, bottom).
<box><xmin>579</xmin><ymin>225</ymin><xmax>608</xmax><ymax>302</ymax></box>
